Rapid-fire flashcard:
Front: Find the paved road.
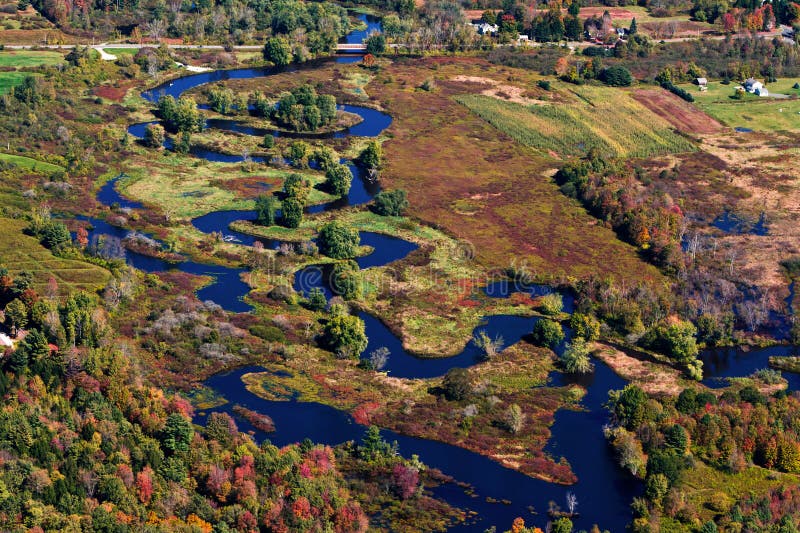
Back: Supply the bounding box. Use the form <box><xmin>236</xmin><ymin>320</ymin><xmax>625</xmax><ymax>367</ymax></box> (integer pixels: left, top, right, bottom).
<box><xmin>3</xmin><ymin>42</ymin><xmax>366</xmax><ymax>52</ymax></box>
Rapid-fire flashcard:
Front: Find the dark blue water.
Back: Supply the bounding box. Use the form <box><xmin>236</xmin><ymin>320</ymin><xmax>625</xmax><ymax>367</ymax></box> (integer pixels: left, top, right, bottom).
<box><xmin>482</xmin><ymin>280</ymin><xmax>576</xmax><ymax>314</ymax></box>
<box><xmin>712</xmin><ymin>210</ymin><xmax>768</xmax><ymax>235</ymax></box>
<box><xmin>98</xmin><ymin>175</ymin><xmax>143</xmax><ymax>210</ymax></box>
<box><xmin>361</xmin><ymin>312</ymin><xmax>536</xmax><ymax>379</ymax></box>
<box><xmin>342</xmin><ymin>13</ymin><xmax>382</xmax><ymax>44</ymax></box>
<box><xmin>701</xmin><ymin>344</ymin><xmax>800</xmax><ymax>390</ymax></box>
<box><xmin>76</xmin><ymin>215</ymin><xmax>252</xmax><ymax>312</ymax></box>
<box><xmin>292</xmin><ymin>232</ymin><xmax>419</xmax><ymax>299</ymax></box>
<box><xmin>735</xmin><ymin>127</ymin><xmax>753</xmax><ymax>133</ymax></box>
<box><xmin>199</xmin><ymin>362</ymin><xmax>638</xmax><ymax>532</ymax></box>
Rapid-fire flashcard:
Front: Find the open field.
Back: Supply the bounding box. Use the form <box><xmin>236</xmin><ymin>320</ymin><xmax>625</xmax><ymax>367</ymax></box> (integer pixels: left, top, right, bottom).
<box><xmin>678</xmin><ymin>79</ymin><xmax>800</xmax><ymax>132</ymax></box>
<box><xmin>456</xmin><ymin>88</ymin><xmax>695</xmax><ymax>159</ymax></box>
<box><xmin>0</xmin><ymin>152</ymin><xmax>64</xmax><ymax>173</ymax></box>
<box><xmin>0</xmin><ymin>49</ymin><xmax>64</xmax><ymax>67</ymax></box>
<box><xmin>101</xmin><ymin>48</ymin><xmax>138</xmax><ymax>56</ymax></box>
<box><xmin>374</xmin><ymin>57</ymin><xmax>666</xmax><ymax>285</ymax></box>
<box><xmin>0</xmin><ymin>70</ymin><xmax>38</xmax><ymax>94</ymax></box>
<box><xmin>0</xmin><ymin>217</ymin><xmax>110</xmax><ymax>294</ymax></box>
<box><xmin>119</xmin><ymin>152</ymin><xmax>331</xmax><ymax>220</ymax></box>
<box><xmin>632</xmin><ymin>88</ymin><xmax>725</xmax><ymax>134</ymax></box>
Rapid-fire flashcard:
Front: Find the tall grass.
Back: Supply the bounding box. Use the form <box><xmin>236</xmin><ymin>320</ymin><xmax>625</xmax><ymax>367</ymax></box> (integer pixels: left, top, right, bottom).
<box><xmin>455</xmin><ymin>87</ymin><xmax>696</xmax><ymax>159</ymax></box>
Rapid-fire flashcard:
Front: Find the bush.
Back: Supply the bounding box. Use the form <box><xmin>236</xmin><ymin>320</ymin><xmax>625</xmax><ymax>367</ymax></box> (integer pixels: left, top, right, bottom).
<box><xmin>249</xmin><ymin>325</ymin><xmax>285</xmax><ymax>342</ymax></box>
<box><xmin>537</xmin><ymin>79</ymin><xmax>551</xmax><ymax>90</ymax></box>
<box><xmin>442</xmin><ymin>367</ymin><xmax>471</xmax><ymax>401</ymax></box>
<box><xmin>281</xmin><ymin>197</ymin><xmax>303</xmax><ymax>228</ymax></box>
<box><xmin>660</xmin><ymin>80</ymin><xmax>695</xmax><ymax>102</ymax></box>
<box><xmin>322</xmin><ymin>314</ymin><xmax>367</xmax><ymax>357</ymax></box>
<box><xmin>539</xmin><ymin>293</ymin><xmax>563</xmax><ymax>315</ymax></box>
<box><xmin>371</xmin><ymin>189</ymin><xmax>408</xmax><ymax>216</ymax></box>
<box><xmin>143</xmin><ymin>123</ymin><xmax>165</xmax><ymax>148</ymax></box>
<box><xmin>326</xmin><ymin>163</ymin><xmax>353</xmax><ymax>197</ymax></box>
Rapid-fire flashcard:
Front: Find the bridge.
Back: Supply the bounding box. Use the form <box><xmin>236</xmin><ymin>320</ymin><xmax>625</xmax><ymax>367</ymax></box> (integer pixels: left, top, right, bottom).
<box><xmin>335</xmin><ymin>43</ymin><xmax>367</xmax><ymax>52</ymax></box>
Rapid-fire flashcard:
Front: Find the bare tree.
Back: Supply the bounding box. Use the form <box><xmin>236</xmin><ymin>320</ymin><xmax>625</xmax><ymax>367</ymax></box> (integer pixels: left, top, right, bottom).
<box><xmin>144</xmin><ymin>18</ymin><xmax>166</xmax><ymax>41</ymax></box>
<box><xmin>369</xmin><ymin>347</ymin><xmax>390</xmax><ymax>371</ymax></box>
<box><xmin>473</xmin><ymin>331</ymin><xmax>504</xmax><ymax>360</ymax></box>
<box><xmin>566</xmin><ymin>492</ymin><xmax>578</xmax><ymax>515</ymax></box>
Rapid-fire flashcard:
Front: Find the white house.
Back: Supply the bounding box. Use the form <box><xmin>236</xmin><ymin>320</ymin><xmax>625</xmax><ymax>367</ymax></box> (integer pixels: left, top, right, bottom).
<box><xmin>471</xmin><ymin>23</ymin><xmax>498</xmax><ymax>35</ymax></box>
<box><xmin>0</xmin><ymin>333</ymin><xmax>13</xmax><ymax>349</ymax></box>
<box><xmin>744</xmin><ymin>78</ymin><xmax>769</xmax><ymax>96</ymax></box>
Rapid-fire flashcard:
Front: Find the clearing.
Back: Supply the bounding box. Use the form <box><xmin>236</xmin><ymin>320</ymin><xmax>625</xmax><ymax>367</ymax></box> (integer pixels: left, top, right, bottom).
<box><xmin>0</xmin><ymin>50</ymin><xmax>64</xmax><ymax>67</ymax></box>
<box><xmin>376</xmin><ymin>57</ymin><xmax>666</xmax><ymax>284</ymax></box>
<box><xmin>0</xmin><ymin>217</ymin><xmax>110</xmax><ymax>294</ymax></box>
<box><xmin>0</xmin><ymin>152</ymin><xmax>64</xmax><ymax>173</ymax></box>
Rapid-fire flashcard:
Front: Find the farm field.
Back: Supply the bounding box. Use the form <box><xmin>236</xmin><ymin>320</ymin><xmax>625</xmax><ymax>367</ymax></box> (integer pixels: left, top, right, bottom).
<box><xmin>375</xmin><ymin>57</ymin><xmax>666</xmax><ymax>285</ymax></box>
<box><xmin>678</xmin><ymin>79</ymin><xmax>800</xmax><ymax>131</ymax></box>
<box><xmin>631</xmin><ymin>88</ymin><xmax>725</xmax><ymax>134</ymax></box>
<box><xmin>455</xmin><ymin>84</ymin><xmax>696</xmax><ymax>158</ymax></box>
<box><xmin>0</xmin><ymin>217</ymin><xmax>110</xmax><ymax>293</ymax></box>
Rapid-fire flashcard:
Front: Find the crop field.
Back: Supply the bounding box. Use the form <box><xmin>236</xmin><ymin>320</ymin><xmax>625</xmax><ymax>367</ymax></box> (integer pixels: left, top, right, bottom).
<box><xmin>0</xmin><ymin>152</ymin><xmax>64</xmax><ymax>173</ymax></box>
<box><xmin>632</xmin><ymin>88</ymin><xmax>725</xmax><ymax>134</ymax></box>
<box><xmin>0</xmin><ymin>50</ymin><xmax>64</xmax><ymax>67</ymax></box>
<box><xmin>678</xmin><ymin>79</ymin><xmax>800</xmax><ymax>132</ymax></box>
<box><xmin>455</xmin><ymin>85</ymin><xmax>696</xmax><ymax>158</ymax></box>
<box><xmin>0</xmin><ymin>218</ymin><xmax>110</xmax><ymax>293</ymax></box>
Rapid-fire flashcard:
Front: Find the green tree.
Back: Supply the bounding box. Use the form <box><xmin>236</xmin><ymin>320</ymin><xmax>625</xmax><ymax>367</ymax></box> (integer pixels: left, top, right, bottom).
<box><xmin>532</xmin><ymin>319</ymin><xmax>564</xmax><ymax>349</ymax></box>
<box><xmin>161</xmin><ymin>413</ymin><xmax>193</xmax><ymax>453</ymax></box>
<box><xmin>359</xmin><ymin>425</ymin><xmax>392</xmax><ymax>459</ymax></box>
<box><xmin>560</xmin><ymin>338</ymin><xmax>593</xmax><ymax>373</ymax></box>
<box><xmin>5</xmin><ymin>298</ymin><xmax>28</xmax><ymax>335</ymax></box>
<box><xmin>143</xmin><ymin>123</ymin><xmax>165</xmax><ymax>148</ymax></box>
<box><xmin>629</xmin><ymin>17</ymin><xmax>638</xmax><ymax>35</ymax></box>
<box><xmin>371</xmin><ymin>190</ymin><xmax>409</xmax><ymax>216</ymax></box>
<box><xmin>539</xmin><ymin>293</ymin><xmax>564</xmax><ymax>315</ymax></box>
<box><xmin>551</xmin><ymin>517</ymin><xmax>573</xmax><ymax>533</ymax></box>
<box><xmin>442</xmin><ymin>367</ymin><xmax>471</xmax><ymax>401</ymax></box>
<box><xmin>665</xmin><ymin>424</ymin><xmax>689</xmax><ymax>454</ymax></box>
<box><xmin>359</xmin><ymin>141</ymin><xmax>382</xmax><ymax>170</ymax></box>
<box><xmin>610</xmin><ymin>384</ymin><xmax>647</xmax><ymax>430</ymax></box>
<box><xmin>306</xmin><ymin>287</ymin><xmax>327</xmax><ymax>311</ymax></box>
<box><xmin>281</xmin><ymin>197</ymin><xmax>303</xmax><ymax>229</ymax></box>
<box><xmin>318</xmin><ymin>221</ymin><xmax>360</xmax><ymax>259</ymax></box>
<box><xmin>323</xmin><ymin>314</ymin><xmax>368</xmax><ymax>357</ymax></box>
<box><xmin>570</xmin><ymin>312</ymin><xmax>601</xmax><ymax>341</ymax></box>
<box><xmin>601</xmin><ymin>65</ymin><xmax>633</xmax><ymax>87</ymax></box>
<box><xmin>644</xmin><ymin>473</ymin><xmax>669</xmax><ymax>505</ymax></box>
<box><xmin>365</xmin><ymin>33</ymin><xmax>386</xmax><ymax>55</ymax></box>
<box><xmin>505</xmin><ymin>403</ymin><xmax>524</xmax><ymax>434</ymax></box>
<box><xmin>255</xmin><ymin>195</ymin><xmax>279</xmax><ymax>226</ymax></box>
<box><xmin>263</xmin><ymin>36</ymin><xmax>292</xmax><ymax>66</ymax></box>
<box><xmin>326</xmin><ymin>164</ymin><xmax>353</xmax><ymax>197</ymax></box>
<box><xmin>330</xmin><ymin>261</ymin><xmax>362</xmax><ymax>300</ymax></box>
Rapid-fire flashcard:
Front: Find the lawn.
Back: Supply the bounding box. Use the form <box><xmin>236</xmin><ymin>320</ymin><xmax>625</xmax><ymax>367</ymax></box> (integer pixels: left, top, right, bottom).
<box><xmin>0</xmin><ymin>218</ymin><xmax>110</xmax><ymax>294</ymax></box>
<box><xmin>455</xmin><ymin>84</ymin><xmax>696</xmax><ymax>158</ymax></box>
<box><xmin>0</xmin><ymin>152</ymin><xmax>64</xmax><ymax>173</ymax></box>
<box><xmin>678</xmin><ymin>78</ymin><xmax>800</xmax><ymax>131</ymax></box>
<box><xmin>0</xmin><ymin>50</ymin><xmax>64</xmax><ymax>67</ymax></box>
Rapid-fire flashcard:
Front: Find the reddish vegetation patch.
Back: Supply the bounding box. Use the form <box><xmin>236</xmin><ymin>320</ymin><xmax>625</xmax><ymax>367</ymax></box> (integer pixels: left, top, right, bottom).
<box><xmin>93</xmin><ymin>85</ymin><xmax>130</xmax><ymax>102</ymax></box>
<box><xmin>632</xmin><ymin>89</ymin><xmax>725</xmax><ymax>134</ymax></box>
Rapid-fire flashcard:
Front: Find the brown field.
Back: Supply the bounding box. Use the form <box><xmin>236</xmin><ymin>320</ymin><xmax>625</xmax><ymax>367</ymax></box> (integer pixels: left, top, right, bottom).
<box><xmin>375</xmin><ymin>56</ymin><xmax>665</xmax><ymax>284</ymax></box>
<box><xmin>632</xmin><ymin>89</ymin><xmax>725</xmax><ymax>134</ymax></box>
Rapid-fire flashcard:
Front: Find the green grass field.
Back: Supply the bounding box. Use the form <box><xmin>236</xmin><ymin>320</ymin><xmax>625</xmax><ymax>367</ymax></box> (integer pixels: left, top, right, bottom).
<box><xmin>0</xmin><ymin>71</ymin><xmax>38</xmax><ymax>94</ymax></box>
<box><xmin>0</xmin><ymin>152</ymin><xmax>64</xmax><ymax>173</ymax></box>
<box><xmin>0</xmin><ymin>50</ymin><xmax>64</xmax><ymax>68</ymax></box>
<box><xmin>678</xmin><ymin>79</ymin><xmax>800</xmax><ymax>131</ymax></box>
<box><xmin>455</xmin><ymin>85</ymin><xmax>696</xmax><ymax>158</ymax></box>
<box><xmin>102</xmin><ymin>48</ymin><xmax>138</xmax><ymax>56</ymax></box>
<box><xmin>0</xmin><ymin>218</ymin><xmax>110</xmax><ymax>294</ymax></box>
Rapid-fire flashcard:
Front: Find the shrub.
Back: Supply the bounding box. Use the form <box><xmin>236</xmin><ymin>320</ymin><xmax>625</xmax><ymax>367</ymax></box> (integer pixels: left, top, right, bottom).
<box><xmin>442</xmin><ymin>367</ymin><xmax>471</xmax><ymax>401</ymax></box>
<box><xmin>539</xmin><ymin>293</ymin><xmax>563</xmax><ymax>315</ymax></box>
<box><xmin>143</xmin><ymin>123</ymin><xmax>165</xmax><ymax>148</ymax></box>
<box><xmin>249</xmin><ymin>325</ymin><xmax>285</xmax><ymax>342</ymax></box>
<box><xmin>322</xmin><ymin>314</ymin><xmax>367</xmax><ymax>357</ymax></box>
<box><xmin>371</xmin><ymin>189</ymin><xmax>408</xmax><ymax>216</ymax></box>
<box><xmin>537</xmin><ymin>79</ymin><xmax>551</xmax><ymax>90</ymax></box>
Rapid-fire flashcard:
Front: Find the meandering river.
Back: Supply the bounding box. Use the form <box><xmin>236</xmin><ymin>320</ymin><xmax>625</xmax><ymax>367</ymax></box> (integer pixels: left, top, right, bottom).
<box><xmin>80</xmin><ymin>16</ymin><xmax>799</xmax><ymax>530</ymax></box>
